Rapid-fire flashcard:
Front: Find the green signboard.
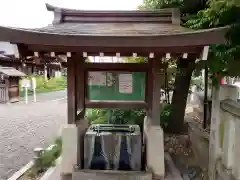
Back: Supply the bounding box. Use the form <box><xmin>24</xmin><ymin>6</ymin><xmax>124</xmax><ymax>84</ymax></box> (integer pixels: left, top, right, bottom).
<box><xmin>87</xmin><ymin>72</ymin><xmax>146</xmax><ymax>101</ymax></box>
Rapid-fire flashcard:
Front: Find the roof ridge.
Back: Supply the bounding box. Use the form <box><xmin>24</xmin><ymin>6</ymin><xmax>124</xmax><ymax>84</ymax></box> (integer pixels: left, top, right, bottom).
<box><xmin>45</xmin><ymin>3</ymin><xmax>174</xmax><ymax>13</ymax></box>
<box><xmin>45</xmin><ymin>3</ymin><xmax>179</xmax><ymax>25</ymax></box>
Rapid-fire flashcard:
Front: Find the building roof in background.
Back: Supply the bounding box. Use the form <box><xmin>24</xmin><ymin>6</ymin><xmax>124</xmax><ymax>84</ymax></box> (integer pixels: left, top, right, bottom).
<box><xmin>0</xmin><ymin>66</ymin><xmax>25</xmax><ymax>76</ymax></box>
<box><xmin>0</xmin><ymin>41</ymin><xmax>19</xmax><ymax>57</ymax></box>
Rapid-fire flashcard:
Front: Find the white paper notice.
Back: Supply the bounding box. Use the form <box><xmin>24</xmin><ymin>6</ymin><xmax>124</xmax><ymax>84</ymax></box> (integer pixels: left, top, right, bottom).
<box><xmin>119</xmin><ymin>74</ymin><xmax>133</xmax><ymax>94</ymax></box>
<box><xmin>88</xmin><ymin>72</ymin><xmax>106</xmax><ymax>86</ymax></box>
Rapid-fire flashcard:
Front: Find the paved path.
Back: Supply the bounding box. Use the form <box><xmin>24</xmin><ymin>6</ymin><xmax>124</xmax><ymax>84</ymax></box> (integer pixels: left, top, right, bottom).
<box><xmin>19</xmin><ymin>89</ymin><xmax>67</xmax><ymax>104</ymax></box>
<box><xmin>0</xmin><ymin>91</ymin><xmax>67</xmax><ymax>179</ymax></box>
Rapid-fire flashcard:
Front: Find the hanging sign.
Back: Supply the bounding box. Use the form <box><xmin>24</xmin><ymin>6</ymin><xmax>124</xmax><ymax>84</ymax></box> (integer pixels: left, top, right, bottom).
<box><xmin>88</xmin><ymin>72</ymin><xmax>106</xmax><ymax>86</ymax></box>
<box><xmin>119</xmin><ymin>73</ymin><xmax>133</xmax><ymax>94</ymax></box>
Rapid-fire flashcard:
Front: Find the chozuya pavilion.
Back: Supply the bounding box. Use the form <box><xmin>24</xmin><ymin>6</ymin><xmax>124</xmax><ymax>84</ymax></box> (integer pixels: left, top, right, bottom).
<box><xmin>0</xmin><ymin>3</ymin><xmax>228</xmax><ymax>180</ymax></box>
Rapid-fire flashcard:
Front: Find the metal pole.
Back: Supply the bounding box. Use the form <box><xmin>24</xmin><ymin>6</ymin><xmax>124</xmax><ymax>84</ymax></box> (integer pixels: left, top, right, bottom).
<box><xmin>203</xmin><ymin>62</ymin><xmax>208</xmax><ymax>129</ymax></box>
<box><xmin>25</xmin><ymin>87</ymin><xmax>28</xmax><ymax>104</ymax></box>
<box><xmin>33</xmin><ymin>88</ymin><xmax>36</xmax><ymax>102</ymax></box>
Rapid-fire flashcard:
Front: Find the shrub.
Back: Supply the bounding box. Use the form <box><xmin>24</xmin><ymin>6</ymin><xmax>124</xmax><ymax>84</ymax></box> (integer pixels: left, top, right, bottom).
<box><xmin>160</xmin><ymin>104</ymin><xmax>173</xmax><ymax>129</ymax></box>
<box><xmin>85</xmin><ymin>108</ymin><xmax>146</xmax><ymax>125</ymax></box>
<box><xmin>85</xmin><ymin>104</ymin><xmax>173</xmax><ymax>130</ymax></box>
<box><xmin>85</xmin><ymin>109</ymin><xmax>109</xmax><ymax>124</ymax></box>
<box><xmin>27</xmin><ymin>137</ymin><xmax>62</xmax><ymax>178</ymax></box>
<box><xmin>20</xmin><ymin>75</ymin><xmax>67</xmax><ymax>96</ymax></box>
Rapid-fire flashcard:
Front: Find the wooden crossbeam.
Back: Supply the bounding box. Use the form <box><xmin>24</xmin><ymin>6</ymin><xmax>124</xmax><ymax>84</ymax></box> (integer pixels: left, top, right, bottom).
<box><xmin>85</xmin><ymin>100</ymin><xmax>148</xmax><ymax>109</ymax></box>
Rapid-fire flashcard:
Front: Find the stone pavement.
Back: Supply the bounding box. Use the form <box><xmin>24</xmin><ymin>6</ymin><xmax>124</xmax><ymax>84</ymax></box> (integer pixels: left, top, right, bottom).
<box><xmin>0</xmin><ymin>91</ymin><xmax>67</xmax><ymax>179</ymax></box>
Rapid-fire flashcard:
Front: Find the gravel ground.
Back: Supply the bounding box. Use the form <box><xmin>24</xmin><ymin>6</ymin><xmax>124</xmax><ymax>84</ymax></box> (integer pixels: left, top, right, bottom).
<box><xmin>0</xmin><ymin>94</ymin><xmax>67</xmax><ymax>180</ymax></box>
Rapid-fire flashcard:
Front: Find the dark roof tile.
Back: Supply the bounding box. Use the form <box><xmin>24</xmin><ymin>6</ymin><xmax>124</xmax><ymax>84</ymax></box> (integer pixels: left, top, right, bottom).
<box><xmin>31</xmin><ymin>23</ymin><xmax>190</xmax><ymax>36</ymax></box>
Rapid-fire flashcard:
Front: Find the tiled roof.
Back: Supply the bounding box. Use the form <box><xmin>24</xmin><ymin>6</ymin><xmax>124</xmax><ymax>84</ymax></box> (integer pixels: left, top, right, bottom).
<box><xmin>20</xmin><ymin>4</ymin><xmax>187</xmax><ymax>37</ymax></box>
<box><xmin>30</xmin><ymin>23</ymin><xmax>190</xmax><ymax>36</ymax></box>
<box><xmin>0</xmin><ymin>4</ymin><xmax>228</xmax><ymax>49</ymax></box>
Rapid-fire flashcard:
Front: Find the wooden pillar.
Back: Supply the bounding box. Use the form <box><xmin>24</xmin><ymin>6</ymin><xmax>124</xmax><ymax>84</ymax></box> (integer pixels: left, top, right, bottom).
<box><xmin>67</xmin><ymin>56</ymin><xmax>77</xmax><ymax>124</ymax></box>
<box><xmin>148</xmin><ymin>58</ymin><xmax>162</xmax><ymax>125</ymax></box>
<box><xmin>203</xmin><ymin>61</ymin><xmax>209</xmax><ymax>129</ymax></box>
<box><xmin>22</xmin><ymin>62</ymin><xmax>26</xmax><ymax>74</ymax></box>
<box><xmin>146</xmin><ymin>59</ymin><xmax>153</xmax><ymax>113</ymax></box>
<box><xmin>76</xmin><ymin>56</ymin><xmax>86</xmax><ymax>120</ymax></box>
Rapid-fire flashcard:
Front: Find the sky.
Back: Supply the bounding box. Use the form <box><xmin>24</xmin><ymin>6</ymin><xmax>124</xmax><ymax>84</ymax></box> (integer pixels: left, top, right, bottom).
<box><xmin>0</xmin><ymin>0</ymin><xmax>143</xmax><ymax>28</ymax></box>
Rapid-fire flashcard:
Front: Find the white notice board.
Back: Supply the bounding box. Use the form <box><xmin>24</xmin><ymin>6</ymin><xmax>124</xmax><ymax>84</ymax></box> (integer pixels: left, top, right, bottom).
<box><xmin>88</xmin><ymin>72</ymin><xmax>106</xmax><ymax>86</ymax></box>
<box><xmin>119</xmin><ymin>73</ymin><xmax>133</xmax><ymax>94</ymax></box>
<box><xmin>21</xmin><ymin>79</ymin><xmax>30</xmax><ymax>88</ymax></box>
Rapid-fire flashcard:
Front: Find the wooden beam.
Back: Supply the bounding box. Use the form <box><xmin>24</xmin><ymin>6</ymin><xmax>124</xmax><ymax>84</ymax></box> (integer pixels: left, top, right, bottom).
<box><xmin>26</xmin><ymin>45</ymin><xmax>203</xmax><ymax>57</ymax></box>
<box><xmin>63</xmin><ymin>16</ymin><xmax>172</xmax><ymax>23</ymax></box>
<box><xmin>17</xmin><ymin>44</ymin><xmax>33</xmax><ymax>58</ymax></box>
<box><xmin>85</xmin><ymin>100</ymin><xmax>148</xmax><ymax>109</ymax></box>
<box><xmin>84</xmin><ymin>63</ymin><xmax>150</xmax><ymax>72</ymax></box>
<box><xmin>67</xmin><ymin>55</ymin><xmax>77</xmax><ymax>124</ymax></box>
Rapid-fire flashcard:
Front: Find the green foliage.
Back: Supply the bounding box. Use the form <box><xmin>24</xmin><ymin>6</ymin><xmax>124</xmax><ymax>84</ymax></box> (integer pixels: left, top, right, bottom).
<box><xmin>86</xmin><ymin>105</ymin><xmax>172</xmax><ymax>130</ymax></box>
<box><xmin>27</xmin><ymin>137</ymin><xmax>62</xmax><ymax>178</ymax></box>
<box><xmin>185</xmin><ymin>1</ymin><xmax>239</xmax><ymax>29</ymax></box>
<box><xmin>124</xmin><ymin>57</ymin><xmax>147</xmax><ymax>63</ymax></box>
<box><xmin>185</xmin><ymin>0</ymin><xmax>240</xmax><ymax>82</ymax></box>
<box><xmin>160</xmin><ymin>104</ymin><xmax>173</xmax><ymax>128</ymax></box>
<box><xmin>111</xmin><ymin>108</ymin><xmax>146</xmax><ymax>125</ymax></box>
<box><xmin>20</xmin><ymin>75</ymin><xmax>67</xmax><ymax>97</ymax></box>
<box><xmin>85</xmin><ymin>109</ymin><xmax>110</xmax><ymax>124</ymax></box>
<box><xmin>139</xmin><ymin>0</ymin><xmax>183</xmax><ymax>9</ymax></box>
<box><xmin>86</xmin><ymin>108</ymin><xmax>146</xmax><ymax>126</ymax></box>
<box><xmin>140</xmin><ymin>0</ymin><xmax>240</xmax><ymax>82</ymax></box>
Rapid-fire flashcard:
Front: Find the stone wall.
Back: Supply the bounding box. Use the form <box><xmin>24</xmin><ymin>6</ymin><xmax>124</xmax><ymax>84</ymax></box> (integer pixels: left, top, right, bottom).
<box><xmin>188</xmin><ymin>122</ymin><xmax>209</xmax><ymax>169</ymax></box>
<box><xmin>208</xmin><ymin>84</ymin><xmax>240</xmax><ymax>180</ymax></box>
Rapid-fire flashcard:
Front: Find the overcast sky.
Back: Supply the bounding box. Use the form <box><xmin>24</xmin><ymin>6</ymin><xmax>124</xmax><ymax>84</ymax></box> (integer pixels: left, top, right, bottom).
<box><xmin>0</xmin><ymin>0</ymin><xmax>143</xmax><ymax>28</ymax></box>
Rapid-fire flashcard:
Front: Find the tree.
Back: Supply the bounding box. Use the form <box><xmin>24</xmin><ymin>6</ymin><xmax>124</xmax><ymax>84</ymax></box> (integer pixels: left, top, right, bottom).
<box><xmin>139</xmin><ymin>0</ymin><xmax>240</xmax><ymax>133</ymax></box>
<box><xmin>185</xmin><ymin>0</ymin><xmax>240</xmax><ymax>82</ymax></box>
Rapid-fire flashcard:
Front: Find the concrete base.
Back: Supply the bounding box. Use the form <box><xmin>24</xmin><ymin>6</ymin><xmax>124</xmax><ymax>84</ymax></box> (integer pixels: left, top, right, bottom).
<box><xmin>216</xmin><ymin>160</ymin><xmax>238</xmax><ymax>180</ymax></box>
<box><xmin>61</xmin><ymin>124</ymin><xmax>78</xmax><ymax>174</ymax></box>
<box><xmin>72</xmin><ymin>170</ymin><xmax>152</xmax><ymax>180</ymax></box>
<box><xmin>60</xmin><ymin>119</ymin><xmax>89</xmax><ymax>174</ymax></box>
<box><xmin>144</xmin><ymin>116</ymin><xmax>165</xmax><ymax>178</ymax></box>
<box><xmin>60</xmin><ymin>116</ymin><xmax>165</xmax><ymax>179</ymax></box>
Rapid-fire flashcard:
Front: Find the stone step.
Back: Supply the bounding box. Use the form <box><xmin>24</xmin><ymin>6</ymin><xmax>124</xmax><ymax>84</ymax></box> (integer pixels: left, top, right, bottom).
<box><xmin>72</xmin><ymin>170</ymin><xmax>152</xmax><ymax>180</ymax></box>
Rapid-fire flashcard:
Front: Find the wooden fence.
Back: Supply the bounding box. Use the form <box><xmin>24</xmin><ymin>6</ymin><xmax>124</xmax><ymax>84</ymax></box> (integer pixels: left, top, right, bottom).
<box><xmin>0</xmin><ymin>85</ymin><xmax>7</xmax><ymax>103</ymax></box>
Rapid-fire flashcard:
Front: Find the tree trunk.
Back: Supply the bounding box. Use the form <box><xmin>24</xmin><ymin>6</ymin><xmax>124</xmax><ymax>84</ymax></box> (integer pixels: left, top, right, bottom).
<box><xmin>166</xmin><ymin>58</ymin><xmax>195</xmax><ymax>133</ymax></box>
